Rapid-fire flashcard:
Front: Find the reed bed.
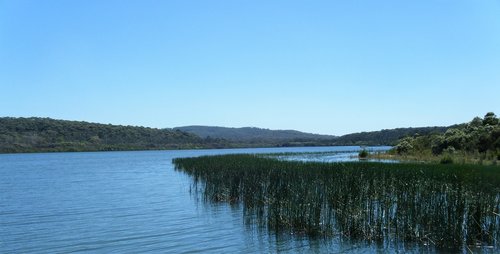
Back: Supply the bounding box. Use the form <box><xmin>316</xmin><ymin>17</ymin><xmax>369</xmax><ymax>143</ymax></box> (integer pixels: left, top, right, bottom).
<box><xmin>173</xmin><ymin>154</ymin><xmax>500</xmax><ymax>250</ymax></box>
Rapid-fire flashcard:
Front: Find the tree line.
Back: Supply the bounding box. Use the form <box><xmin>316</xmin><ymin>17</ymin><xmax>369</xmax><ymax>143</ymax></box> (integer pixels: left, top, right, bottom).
<box><xmin>394</xmin><ymin>112</ymin><xmax>500</xmax><ymax>161</ymax></box>
<box><xmin>0</xmin><ymin>116</ymin><xmax>466</xmax><ymax>154</ymax></box>
<box><xmin>0</xmin><ymin>117</ymin><xmax>229</xmax><ymax>153</ymax></box>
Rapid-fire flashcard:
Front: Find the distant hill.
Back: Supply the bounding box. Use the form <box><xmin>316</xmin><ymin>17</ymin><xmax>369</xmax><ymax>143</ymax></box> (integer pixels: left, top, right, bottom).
<box><xmin>331</xmin><ymin>126</ymin><xmax>451</xmax><ymax>146</ymax></box>
<box><xmin>0</xmin><ymin>117</ymin><xmax>227</xmax><ymax>153</ymax></box>
<box><xmin>174</xmin><ymin>126</ymin><xmax>335</xmax><ymax>142</ymax></box>
<box><xmin>175</xmin><ymin>125</ymin><xmax>450</xmax><ymax>146</ymax></box>
<box><xmin>0</xmin><ymin>117</ymin><xmax>453</xmax><ymax>153</ymax></box>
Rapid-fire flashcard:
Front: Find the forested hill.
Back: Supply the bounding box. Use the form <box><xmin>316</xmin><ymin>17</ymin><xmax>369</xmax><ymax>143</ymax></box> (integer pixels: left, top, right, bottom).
<box><xmin>392</xmin><ymin>112</ymin><xmax>499</xmax><ymax>160</ymax></box>
<box><xmin>0</xmin><ymin>117</ymin><xmax>453</xmax><ymax>154</ymax></box>
<box><xmin>331</xmin><ymin>126</ymin><xmax>450</xmax><ymax>146</ymax></box>
<box><xmin>0</xmin><ymin>117</ymin><xmax>228</xmax><ymax>153</ymax></box>
<box><xmin>174</xmin><ymin>126</ymin><xmax>335</xmax><ymax>141</ymax></box>
<box><xmin>174</xmin><ymin>125</ymin><xmax>450</xmax><ymax>147</ymax></box>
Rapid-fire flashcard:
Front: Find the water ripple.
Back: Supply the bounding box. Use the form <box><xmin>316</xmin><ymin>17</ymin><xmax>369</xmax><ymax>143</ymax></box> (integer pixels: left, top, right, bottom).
<box><xmin>1</xmin><ymin>147</ymin><xmax>408</xmax><ymax>253</ymax></box>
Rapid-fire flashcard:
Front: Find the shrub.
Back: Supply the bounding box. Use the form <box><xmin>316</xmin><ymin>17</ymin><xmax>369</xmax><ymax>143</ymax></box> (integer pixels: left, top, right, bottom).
<box><xmin>395</xmin><ymin>138</ymin><xmax>414</xmax><ymax>154</ymax></box>
<box><xmin>358</xmin><ymin>149</ymin><xmax>368</xmax><ymax>158</ymax></box>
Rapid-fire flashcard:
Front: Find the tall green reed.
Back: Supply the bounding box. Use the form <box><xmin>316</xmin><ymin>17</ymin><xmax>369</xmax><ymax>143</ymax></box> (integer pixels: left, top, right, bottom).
<box><xmin>173</xmin><ymin>154</ymin><xmax>500</xmax><ymax>250</ymax></box>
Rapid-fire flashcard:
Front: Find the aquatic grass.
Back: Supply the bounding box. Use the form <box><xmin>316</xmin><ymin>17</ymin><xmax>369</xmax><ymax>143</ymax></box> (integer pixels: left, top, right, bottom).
<box><xmin>358</xmin><ymin>149</ymin><xmax>369</xmax><ymax>158</ymax></box>
<box><xmin>173</xmin><ymin>154</ymin><xmax>500</xmax><ymax>250</ymax></box>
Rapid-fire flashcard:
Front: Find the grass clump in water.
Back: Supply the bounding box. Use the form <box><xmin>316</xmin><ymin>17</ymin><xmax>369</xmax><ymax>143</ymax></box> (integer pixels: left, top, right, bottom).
<box><xmin>358</xmin><ymin>149</ymin><xmax>369</xmax><ymax>159</ymax></box>
<box><xmin>173</xmin><ymin>154</ymin><xmax>500</xmax><ymax>251</ymax></box>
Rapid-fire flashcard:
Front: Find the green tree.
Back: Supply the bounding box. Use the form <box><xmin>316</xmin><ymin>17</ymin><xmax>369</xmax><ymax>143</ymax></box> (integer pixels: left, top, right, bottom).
<box><xmin>483</xmin><ymin>112</ymin><xmax>499</xmax><ymax>126</ymax></box>
<box><xmin>395</xmin><ymin>137</ymin><xmax>414</xmax><ymax>154</ymax></box>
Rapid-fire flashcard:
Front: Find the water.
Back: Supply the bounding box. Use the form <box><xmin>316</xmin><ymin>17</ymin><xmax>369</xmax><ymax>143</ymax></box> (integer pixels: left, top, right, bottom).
<box><xmin>267</xmin><ymin>146</ymin><xmax>394</xmax><ymax>163</ymax></box>
<box><xmin>0</xmin><ymin>146</ymin><xmax>423</xmax><ymax>253</ymax></box>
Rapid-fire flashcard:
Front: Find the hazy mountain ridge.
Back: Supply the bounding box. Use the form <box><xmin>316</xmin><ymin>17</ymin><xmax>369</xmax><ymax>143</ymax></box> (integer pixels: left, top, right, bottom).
<box><xmin>175</xmin><ymin>125</ymin><xmax>451</xmax><ymax>146</ymax></box>
<box><xmin>174</xmin><ymin>125</ymin><xmax>336</xmax><ymax>141</ymax></box>
<box><xmin>331</xmin><ymin>126</ymin><xmax>451</xmax><ymax>146</ymax></box>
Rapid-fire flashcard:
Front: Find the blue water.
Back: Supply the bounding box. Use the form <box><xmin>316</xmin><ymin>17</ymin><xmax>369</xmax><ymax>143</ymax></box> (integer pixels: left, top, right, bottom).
<box><xmin>268</xmin><ymin>146</ymin><xmax>395</xmax><ymax>163</ymax></box>
<box><xmin>0</xmin><ymin>146</ymin><xmax>418</xmax><ymax>253</ymax></box>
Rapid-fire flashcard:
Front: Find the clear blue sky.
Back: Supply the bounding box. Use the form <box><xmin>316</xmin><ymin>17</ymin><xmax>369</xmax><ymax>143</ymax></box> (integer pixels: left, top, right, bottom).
<box><xmin>1</xmin><ymin>0</ymin><xmax>499</xmax><ymax>135</ymax></box>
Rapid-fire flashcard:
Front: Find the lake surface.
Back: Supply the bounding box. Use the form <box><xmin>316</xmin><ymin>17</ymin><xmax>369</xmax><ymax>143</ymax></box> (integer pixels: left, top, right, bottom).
<box><xmin>0</xmin><ymin>146</ymin><xmax>440</xmax><ymax>253</ymax></box>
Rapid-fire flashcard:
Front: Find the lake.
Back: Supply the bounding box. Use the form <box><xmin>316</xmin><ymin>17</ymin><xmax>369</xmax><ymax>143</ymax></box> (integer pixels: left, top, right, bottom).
<box><xmin>0</xmin><ymin>146</ymin><xmax>444</xmax><ymax>253</ymax></box>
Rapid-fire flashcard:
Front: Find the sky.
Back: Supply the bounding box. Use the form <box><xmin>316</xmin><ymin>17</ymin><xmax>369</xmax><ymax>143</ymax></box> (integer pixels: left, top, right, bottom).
<box><xmin>1</xmin><ymin>0</ymin><xmax>499</xmax><ymax>135</ymax></box>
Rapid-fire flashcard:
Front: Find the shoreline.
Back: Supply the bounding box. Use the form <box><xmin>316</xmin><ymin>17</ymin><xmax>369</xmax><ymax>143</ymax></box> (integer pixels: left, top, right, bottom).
<box><xmin>366</xmin><ymin>151</ymin><xmax>499</xmax><ymax>166</ymax></box>
<box><xmin>0</xmin><ymin>144</ymin><xmax>380</xmax><ymax>155</ymax></box>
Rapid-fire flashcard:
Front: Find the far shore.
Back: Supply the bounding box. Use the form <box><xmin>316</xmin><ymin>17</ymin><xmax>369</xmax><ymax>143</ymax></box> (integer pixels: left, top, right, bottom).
<box><xmin>365</xmin><ymin>151</ymin><xmax>499</xmax><ymax>166</ymax></box>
